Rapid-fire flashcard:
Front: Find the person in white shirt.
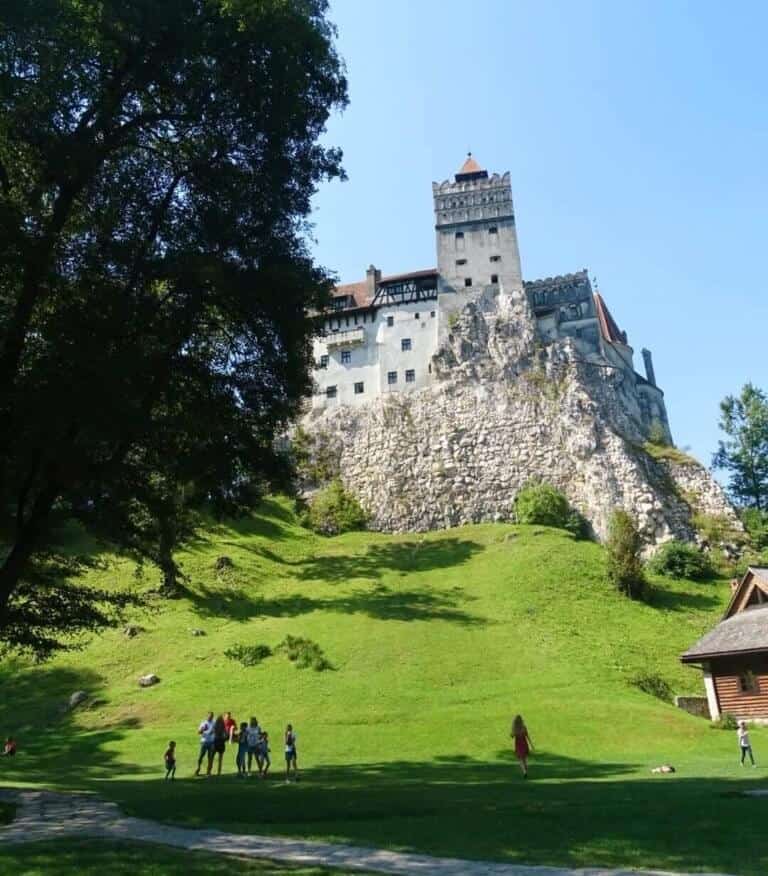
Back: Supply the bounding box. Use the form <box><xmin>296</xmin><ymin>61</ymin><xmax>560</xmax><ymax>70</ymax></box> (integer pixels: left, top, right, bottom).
<box><xmin>246</xmin><ymin>717</ymin><xmax>261</xmax><ymax>775</ymax></box>
<box><xmin>738</xmin><ymin>720</ymin><xmax>756</xmax><ymax>767</ymax></box>
<box><xmin>194</xmin><ymin>711</ymin><xmax>215</xmax><ymax>776</ymax></box>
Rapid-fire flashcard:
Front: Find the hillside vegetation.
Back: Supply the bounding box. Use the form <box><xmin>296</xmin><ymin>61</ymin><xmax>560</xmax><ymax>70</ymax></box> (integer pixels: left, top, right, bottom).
<box><xmin>1</xmin><ymin>498</ymin><xmax>767</xmax><ymax>874</ymax></box>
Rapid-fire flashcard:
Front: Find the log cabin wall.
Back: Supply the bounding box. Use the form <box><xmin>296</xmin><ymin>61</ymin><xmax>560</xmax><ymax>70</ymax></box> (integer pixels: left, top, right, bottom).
<box><xmin>713</xmin><ymin>656</ymin><xmax>768</xmax><ymax>718</ymax></box>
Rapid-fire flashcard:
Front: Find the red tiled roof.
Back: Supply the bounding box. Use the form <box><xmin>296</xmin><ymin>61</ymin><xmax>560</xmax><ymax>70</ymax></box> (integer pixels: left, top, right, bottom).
<box><xmin>331</xmin><ymin>268</ymin><xmax>437</xmax><ymax>310</ymax></box>
<box><xmin>593</xmin><ymin>292</ymin><xmax>627</xmax><ymax>345</ymax></box>
<box><xmin>458</xmin><ymin>153</ymin><xmax>483</xmax><ymax>175</ymax></box>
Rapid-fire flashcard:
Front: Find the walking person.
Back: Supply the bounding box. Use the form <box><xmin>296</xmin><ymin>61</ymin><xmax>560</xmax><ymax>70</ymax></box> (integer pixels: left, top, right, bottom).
<box><xmin>208</xmin><ymin>714</ymin><xmax>228</xmax><ymax>776</ymax></box>
<box><xmin>285</xmin><ymin>723</ymin><xmax>298</xmax><ymax>782</ymax></box>
<box><xmin>195</xmin><ymin>711</ymin><xmax>215</xmax><ymax>776</ymax></box>
<box><xmin>164</xmin><ymin>741</ymin><xmax>177</xmax><ymax>780</ymax></box>
<box><xmin>235</xmin><ymin>721</ymin><xmax>250</xmax><ymax>777</ymax></box>
<box><xmin>511</xmin><ymin>714</ymin><xmax>533</xmax><ymax>778</ymax></box>
<box><xmin>738</xmin><ymin>720</ymin><xmax>756</xmax><ymax>767</ymax></box>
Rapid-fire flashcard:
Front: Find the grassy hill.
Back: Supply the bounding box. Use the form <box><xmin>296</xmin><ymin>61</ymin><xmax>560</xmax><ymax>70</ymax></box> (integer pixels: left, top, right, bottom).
<box><xmin>2</xmin><ymin>498</ymin><xmax>767</xmax><ymax>874</ymax></box>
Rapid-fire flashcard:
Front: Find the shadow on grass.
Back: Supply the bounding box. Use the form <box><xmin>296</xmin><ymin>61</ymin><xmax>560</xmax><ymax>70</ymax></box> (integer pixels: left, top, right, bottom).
<box><xmin>98</xmin><ymin>752</ymin><xmax>768</xmax><ymax>875</ymax></box>
<box><xmin>187</xmin><ymin>582</ymin><xmax>485</xmax><ymax>626</ymax></box>
<box><xmin>0</xmin><ymin>663</ymin><xmax>152</xmax><ymax>787</ymax></box>
<box><xmin>649</xmin><ymin>584</ymin><xmax>722</xmax><ymax>613</ymax></box>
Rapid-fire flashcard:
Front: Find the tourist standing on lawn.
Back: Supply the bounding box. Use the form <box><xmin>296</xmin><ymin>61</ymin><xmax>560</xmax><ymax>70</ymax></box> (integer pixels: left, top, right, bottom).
<box><xmin>208</xmin><ymin>714</ymin><xmax>228</xmax><ymax>776</ymax></box>
<box><xmin>738</xmin><ymin>720</ymin><xmax>756</xmax><ymax>767</ymax></box>
<box><xmin>223</xmin><ymin>711</ymin><xmax>237</xmax><ymax>744</ymax></box>
<box><xmin>194</xmin><ymin>711</ymin><xmax>215</xmax><ymax>776</ymax></box>
<box><xmin>246</xmin><ymin>717</ymin><xmax>261</xmax><ymax>775</ymax></box>
<box><xmin>511</xmin><ymin>714</ymin><xmax>533</xmax><ymax>778</ymax></box>
<box><xmin>164</xmin><ymin>741</ymin><xmax>177</xmax><ymax>780</ymax></box>
<box><xmin>259</xmin><ymin>727</ymin><xmax>271</xmax><ymax>778</ymax></box>
<box><xmin>285</xmin><ymin>723</ymin><xmax>298</xmax><ymax>782</ymax></box>
<box><xmin>1</xmin><ymin>736</ymin><xmax>16</xmax><ymax>757</ymax></box>
<box><xmin>236</xmin><ymin>721</ymin><xmax>249</xmax><ymax>777</ymax></box>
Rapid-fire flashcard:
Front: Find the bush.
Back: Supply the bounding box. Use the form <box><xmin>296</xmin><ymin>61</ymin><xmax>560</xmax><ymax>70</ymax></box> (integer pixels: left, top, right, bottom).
<box><xmin>711</xmin><ymin>712</ymin><xmax>739</xmax><ymax>731</ymax></box>
<box><xmin>276</xmin><ymin>635</ymin><xmax>332</xmax><ymax>671</ymax></box>
<box><xmin>742</xmin><ymin>508</ymin><xmax>768</xmax><ymax>550</ymax></box>
<box><xmin>301</xmin><ymin>479</ymin><xmax>367</xmax><ymax>536</ymax></box>
<box><xmin>606</xmin><ymin>509</ymin><xmax>647</xmax><ymax>600</ymax></box>
<box><xmin>224</xmin><ymin>644</ymin><xmax>272</xmax><ymax>667</ymax></box>
<box><xmin>648</xmin><ymin>540</ymin><xmax>712</xmax><ymax>580</ymax></box>
<box><xmin>630</xmin><ymin>672</ymin><xmax>673</xmax><ymax>702</ymax></box>
<box><xmin>514</xmin><ymin>482</ymin><xmax>589</xmax><ymax>538</ymax></box>
<box><xmin>647</xmin><ymin>420</ymin><xmax>670</xmax><ymax>446</ymax></box>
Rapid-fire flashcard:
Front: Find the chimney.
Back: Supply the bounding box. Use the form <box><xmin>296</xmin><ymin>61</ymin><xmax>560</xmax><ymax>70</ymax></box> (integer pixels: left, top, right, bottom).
<box><xmin>641</xmin><ymin>348</ymin><xmax>657</xmax><ymax>387</ymax></box>
<box><xmin>366</xmin><ymin>264</ymin><xmax>381</xmax><ymax>299</ymax></box>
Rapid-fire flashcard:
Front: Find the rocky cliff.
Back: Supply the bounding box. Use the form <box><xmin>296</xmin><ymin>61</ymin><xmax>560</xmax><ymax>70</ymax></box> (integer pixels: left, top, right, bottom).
<box><xmin>302</xmin><ymin>287</ymin><xmax>737</xmax><ymax>544</ymax></box>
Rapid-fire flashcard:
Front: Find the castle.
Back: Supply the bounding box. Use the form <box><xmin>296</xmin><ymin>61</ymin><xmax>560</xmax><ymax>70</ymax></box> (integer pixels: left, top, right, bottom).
<box><xmin>311</xmin><ymin>155</ymin><xmax>670</xmax><ymax>445</ymax></box>
<box><xmin>303</xmin><ymin>156</ymin><xmax>735</xmax><ymax>543</ymax></box>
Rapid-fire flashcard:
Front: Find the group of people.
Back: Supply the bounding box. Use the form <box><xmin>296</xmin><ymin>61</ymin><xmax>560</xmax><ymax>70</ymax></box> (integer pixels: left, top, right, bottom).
<box><xmin>162</xmin><ymin>711</ymin><xmax>298</xmax><ymax>781</ymax></box>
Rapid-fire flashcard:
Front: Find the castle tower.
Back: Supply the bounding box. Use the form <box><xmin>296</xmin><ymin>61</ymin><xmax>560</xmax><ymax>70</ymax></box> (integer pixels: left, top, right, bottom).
<box><xmin>433</xmin><ymin>155</ymin><xmax>524</xmax><ymax>329</ymax></box>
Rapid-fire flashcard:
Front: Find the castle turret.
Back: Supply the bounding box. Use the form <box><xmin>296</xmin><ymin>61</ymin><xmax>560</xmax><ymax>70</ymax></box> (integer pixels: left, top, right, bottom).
<box><xmin>433</xmin><ymin>155</ymin><xmax>524</xmax><ymax>318</ymax></box>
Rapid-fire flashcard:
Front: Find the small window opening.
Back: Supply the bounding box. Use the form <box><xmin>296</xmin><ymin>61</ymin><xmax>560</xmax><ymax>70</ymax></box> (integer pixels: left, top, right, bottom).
<box><xmin>386</xmin><ymin>315</ymin><xmax>394</xmax><ymax>327</ymax></box>
<box><xmin>326</xmin><ymin>385</ymin><xmax>337</xmax><ymax>398</ymax></box>
<box><xmin>354</xmin><ymin>382</ymin><xmax>364</xmax><ymax>395</ymax></box>
<box><xmin>464</xmin><ymin>278</ymin><xmax>472</xmax><ymax>287</ymax></box>
<box><xmin>387</xmin><ymin>371</ymin><xmax>397</xmax><ymax>385</ymax></box>
<box><xmin>319</xmin><ymin>355</ymin><xmax>329</xmax><ymax>369</ymax></box>
<box><xmin>341</xmin><ymin>350</ymin><xmax>351</xmax><ymax>364</ymax></box>
<box><xmin>491</xmin><ymin>274</ymin><xmax>499</xmax><ymax>284</ymax></box>
<box><xmin>401</xmin><ymin>338</ymin><xmax>412</xmax><ymax>351</ymax></box>
<box><xmin>405</xmin><ymin>369</ymin><xmax>416</xmax><ymax>383</ymax></box>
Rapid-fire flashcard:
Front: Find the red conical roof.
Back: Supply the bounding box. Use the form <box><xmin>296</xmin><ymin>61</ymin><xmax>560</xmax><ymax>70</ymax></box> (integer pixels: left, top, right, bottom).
<box><xmin>458</xmin><ymin>153</ymin><xmax>483</xmax><ymax>174</ymax></box>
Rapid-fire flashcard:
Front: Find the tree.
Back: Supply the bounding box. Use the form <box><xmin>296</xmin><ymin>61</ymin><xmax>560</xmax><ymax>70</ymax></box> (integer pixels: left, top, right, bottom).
<box><xmin>605</xmin><ymin>510</ymin><xmax>646</xmax><ymax>600</ymax></box>
<box><xmin>0</xmin><ymin>0</ymin><xmax>347</xmax><ymax>657</ymax></box>
<box><xmin>713</xmin><ymin>384</ymin><xmax>768</xmax><ymax>510</ymax></box>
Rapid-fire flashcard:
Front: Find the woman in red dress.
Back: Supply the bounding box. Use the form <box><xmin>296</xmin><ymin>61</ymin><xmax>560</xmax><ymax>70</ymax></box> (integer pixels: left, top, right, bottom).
<box><xmin>511</xmin><ymin>714</ymin><xmax>533</xmax><ymax>778</ymax></box>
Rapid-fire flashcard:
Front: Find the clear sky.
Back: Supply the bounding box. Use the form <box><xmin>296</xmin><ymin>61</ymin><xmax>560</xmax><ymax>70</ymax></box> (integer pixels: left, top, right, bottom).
<box><xmin>311</xmin><ymin>0</ymin><xmax>767</xmax><ymax>469</ymax></box>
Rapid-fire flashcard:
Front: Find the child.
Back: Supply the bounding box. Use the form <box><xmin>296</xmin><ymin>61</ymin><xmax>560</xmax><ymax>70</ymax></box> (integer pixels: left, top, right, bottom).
<box><xmin>223</xmin><ymin>711</ymin><xmax>237</xmax><ymax>744</ymax></box>
<box><xmin>738</xmin><ymin>720</ymin><xmax>756</xmax><ymax>767</ymax></box>
<box><xmin>258</xmin><ymin>727</ymin><xmax>271</xmax><ymax>778</ymax></box>
<box><xmin>236</xmin><ymin>721</ymin><xmax>249</xmax><ymax>777</ymax></box>
<box><xmin>285</xmin><ymin>723</ymin><xmax>298</xmax><ymax>782</ymax></box>
<box><xmin>164</xmin><ymin>741</ymin><xmax>176</xmax><ymax>780</ymax></box>
<box><xmin>511</xmin><ymin>714</ymin><xmax>533</xmax><ymax>778</ymax></box>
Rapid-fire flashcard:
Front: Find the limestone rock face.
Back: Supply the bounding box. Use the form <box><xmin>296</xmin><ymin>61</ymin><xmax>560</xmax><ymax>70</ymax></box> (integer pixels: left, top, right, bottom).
<box><xmin>302</xmin><ymin>288</ymin><xmax>737</xmax><ymax>545</ymax></box>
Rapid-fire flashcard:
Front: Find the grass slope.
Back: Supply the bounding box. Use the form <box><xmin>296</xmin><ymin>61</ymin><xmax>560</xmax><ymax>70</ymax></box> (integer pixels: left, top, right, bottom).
<box><xmin>1</xmin><ymin>498</ymin><xmax>767</xmax><ymax>874</ymax></box>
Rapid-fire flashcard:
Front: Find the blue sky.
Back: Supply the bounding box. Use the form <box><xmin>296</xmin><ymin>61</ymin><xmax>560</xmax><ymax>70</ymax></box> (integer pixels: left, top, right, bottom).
<box><xmin>311</xmin><ymin>0</ymin><xmax>767</xmax><ymax>468</ymax></box>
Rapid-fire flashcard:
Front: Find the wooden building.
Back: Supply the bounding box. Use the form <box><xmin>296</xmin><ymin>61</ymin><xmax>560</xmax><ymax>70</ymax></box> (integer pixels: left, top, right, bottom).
<box><xmin>681</xmin><ymin>567</ymin><xmax>768</xmax><ymax>720</ymax></box>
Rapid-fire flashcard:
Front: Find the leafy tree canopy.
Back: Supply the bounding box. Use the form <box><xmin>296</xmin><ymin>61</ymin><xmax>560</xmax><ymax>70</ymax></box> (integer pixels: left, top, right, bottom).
<box><xmin>713</xmin><ymin>384</ymin><xmax>768</xmax><ymax>511</ymax></box>
<box><xmin>0</xmin><ymin>0</ymin><xmax>347</xmax><ymax>657</ymax></box>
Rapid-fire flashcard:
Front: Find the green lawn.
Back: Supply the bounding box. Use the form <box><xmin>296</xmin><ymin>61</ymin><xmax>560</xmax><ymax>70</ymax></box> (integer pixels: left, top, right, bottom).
<box><xmin>0</xmin><ymin>839</ymin><xmax>358</xmax><ymax>875</ymax></box>
<box><xmin>1</xmin><ymin>498</ymin><xmax>767</xmax><ymax>874</ymax></box>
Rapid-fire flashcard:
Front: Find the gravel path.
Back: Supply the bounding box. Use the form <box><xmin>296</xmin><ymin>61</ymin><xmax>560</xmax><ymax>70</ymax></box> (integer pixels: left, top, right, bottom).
<box><xmin>0</xmin><ymin>787</ymin><xmax>733</xmax><ymax>876</ymax></box>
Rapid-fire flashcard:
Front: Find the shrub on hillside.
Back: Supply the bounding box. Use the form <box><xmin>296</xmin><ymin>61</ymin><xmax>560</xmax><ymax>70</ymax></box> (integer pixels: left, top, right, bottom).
<box><xmin>648</xmin><ymin>541</ymin><xmax>713</xmax><ymax>580</ymax></box>
<box><xmin>606</xmin><ymin>510</ymin><xmax>647</xmax><ymax>600</ymax></box>
<box><xmin>647</xmin><ymin>420</ymin><xmax>670</xmax><ymax>446</ymax></box>
<box><xmin>710</xmin><ymin>712</ymin><xmax>739</xmax><ymax>731</ymax></box>
<box><xmin>742</xmin><ymin>508</ymin><xmax>768</xmax><ymax>550</ymax></box>
<box><xmin>276</xmin><ymin>635</ymin><xmax>332</xmax><ymax>671</ymax></box>
<box><xmin>224</xmin><ymin>644</ymin><xmax>272</xmax><ymax>667</ymax></box>
<box><xmin>301</xmin><ymin>479</ymin><xmax>367</xmax><ymax>536</ymax></box>
<box><xmin>630</xmin><ymin>672</ymin><xmax>673</xmax><ymax>703</ymax></box>
<box><xmin>514</xmin><ymin>482</ymin><xmax>590</xmax><ymax>538</ymax></box>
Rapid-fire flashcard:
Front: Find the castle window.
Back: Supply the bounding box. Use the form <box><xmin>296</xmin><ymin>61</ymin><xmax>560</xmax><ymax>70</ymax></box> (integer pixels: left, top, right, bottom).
<box><xmin>387</xmin><ymin>371</ymin><xmax>397</xmax><ymax>385</ymax></box>
<box><xmin>405</xmin><ymin>369</ymin><xmax>416</xmax><ymax>383</ymax></box>
<box><xmin>430</xmin><ymin>311</ymin><xmax>436</xmax><ymax>318</ymax></box>
<box><xmin>354</xmin><ymin>381</ymin><xmax>364</xmax><ymax>395</ymax></box>
<box><xmin>455</xmin><ymin>231</ymin><xmax>465</xmax><ymax>253</ymax></box>
<box><xmin>490</xmin><ymin>255</ymin><xmax>501</xmax><ymax>262</ymax></box>
<box><xmin>401</xmin><ymin>338</ymin><xmax>412</xmax><ymax>352</ymax></box>
<box><xmin>341</xmin><ymin>350</ymin><xmax>351</xmax><ymax>364</ymax></box>
<box><xmin>414</xmin><ymin>313</ymin><xmax>420</xmax><ymax>320</ymax></box>
<box><xmin>326</xmin><ymin>385</ymin><xmax>337</xmax><ymax>399</ymax></box>
<box><xmin>491</xmin><ymin>274</ymin><xmax>499</xmax><ymax>284</ymax></box>
<box><xmin>489</xmin><ymin>226</ymin><xmax>498</xmax><ymax>235</ymax></box>
<box><xmin>387</xmin><ymin>315</ymin><xmax>394</xmax><ymax>327</ymax></box>
<box><xmin>465</xmin><ymin>278</ymin><xmax>472</xmax><ymax>287</ymax></box>
<box><xmin>456</xmin><ymin>258</ymin><xmax>467</xmax><ymax>266</ymax></box>
<box><xmin>319</xmin><ymin>355</ymin><xmax>329</xmax><ymax>369</ymax></box>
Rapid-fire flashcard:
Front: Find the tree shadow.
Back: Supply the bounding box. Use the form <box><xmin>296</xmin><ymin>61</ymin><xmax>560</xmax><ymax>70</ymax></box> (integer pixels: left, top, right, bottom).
<box><xmin>649</xmin><ymin>585</ymin><xmax>722</xmax><ymax>613</ymax></box>
<box><xmin>296</xmin><ymin>538</ymin><xmax>485</xmax><ymax>582</ymax></box>
<box><xmin>104</xmin><ymin>752</ymin><xmax>768</xmax><ymax>875</ymax></box>
<box><xmin>0</xmin><ymin>662</ymin><xmax>152</xmax><ymax>787</ymax></box>
<box><xmin>186</xmin><ymin>582</ymin><xmax>485</xmax><ymax>627</ymax></box>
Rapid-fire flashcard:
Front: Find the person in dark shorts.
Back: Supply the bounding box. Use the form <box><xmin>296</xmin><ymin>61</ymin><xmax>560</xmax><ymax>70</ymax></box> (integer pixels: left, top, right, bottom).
<box><xmin>284</xmin><ymin>723</ymin><xmax>298</xmax><ymax>782</ymax></box>
<box><xmin>208</xmin><ymin>715</ymin><xmax>227</xmax><ymax>776</ymax></box>
<box><xmin>258</xmin><ymin>728</ymin><xmax>271</xmax><ymax>778</ymax></box>
<box><xmin>195</xmin><ymin>712</ymin><xmax>215</xmax><ymax>776</ymax></box>
<box><xmin>164</xmin><ymin>741</ymin><xmax>177</xmax><ymax>780</ymax></box>
<box><xmin>246</xmin><ymin>717</ymin><xmax>261</xmax><ymax>775</ymax></box>
<box><xmin>236</xmin><ymin>721</ymin><xmax>249</xmax><ymax>777</ymax></box>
